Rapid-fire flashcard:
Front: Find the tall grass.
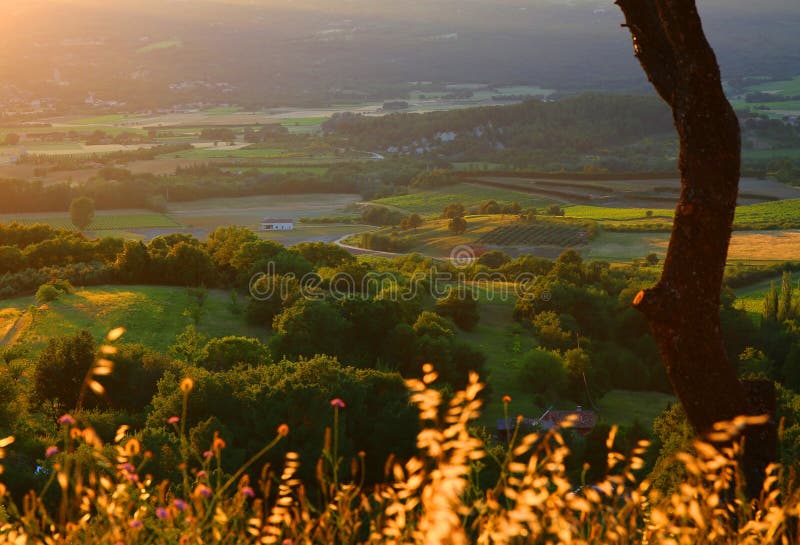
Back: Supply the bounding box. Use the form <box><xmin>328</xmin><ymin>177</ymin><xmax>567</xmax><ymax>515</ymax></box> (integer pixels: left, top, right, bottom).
<box><xmin>0</xmin><ymin>347</ymin><xmax>795</xmax><ymax>544</ymax></box>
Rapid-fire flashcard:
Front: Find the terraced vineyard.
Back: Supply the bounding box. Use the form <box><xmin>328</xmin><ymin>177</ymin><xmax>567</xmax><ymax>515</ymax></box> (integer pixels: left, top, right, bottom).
<box><xmin>479</xmin><ymin>223</ymin><xmax>587</xmax><ymax>247</ymax></box>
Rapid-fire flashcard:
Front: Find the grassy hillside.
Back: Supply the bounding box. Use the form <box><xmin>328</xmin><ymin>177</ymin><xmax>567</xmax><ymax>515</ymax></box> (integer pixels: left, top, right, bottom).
<box><xmin>0</xmin><ymin>285</ymin><xmax>265</xmax><ymax>353</ymax></box>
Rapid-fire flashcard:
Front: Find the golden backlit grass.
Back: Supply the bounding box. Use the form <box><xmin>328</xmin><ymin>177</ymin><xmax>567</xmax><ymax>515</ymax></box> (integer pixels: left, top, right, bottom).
<box><xmin>0</xmin><ymin>359</ymin><xmax>796</xmax><ymax>544</ymax></box>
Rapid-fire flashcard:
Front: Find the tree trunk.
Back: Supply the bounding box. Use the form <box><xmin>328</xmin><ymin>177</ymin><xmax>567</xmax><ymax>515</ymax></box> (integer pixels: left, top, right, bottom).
<box><xmin>615</xmin><ymin>0</ymin><xmax>775</xmax><ymax>498</ymax></box>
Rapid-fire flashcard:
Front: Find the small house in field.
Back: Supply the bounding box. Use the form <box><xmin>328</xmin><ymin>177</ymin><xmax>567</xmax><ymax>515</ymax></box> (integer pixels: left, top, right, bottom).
<box><xmin>496</xmin><ymin>406</ymin><xmax>597</xmax><ymax>442</ymax></box>
<box><xmin>260</xmin><ymin>218</ymin><xmax>294</xmax><ymax>231</ymax></box>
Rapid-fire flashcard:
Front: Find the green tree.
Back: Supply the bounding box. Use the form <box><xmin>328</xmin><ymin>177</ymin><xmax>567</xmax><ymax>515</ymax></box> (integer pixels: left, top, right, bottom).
<box><xmin>170</xmin><ymin>325</ymin><xmax>208</xmax><ymax>366</ymax></box>
<box><xmin>0</xmin><ymin>246</ymin><xmax>25</xmax><ymax>274</ymax></box>
<box><xmin>778</xmin><ymin>271</ymin><xmax>795</xmax><ymax>322</ymax></box>
<box><xmin>201</xmin><ymin>336</ymin><xmax>270</xmax><ymax>371</ymax></box>
<box><xmin>763</xmin><ymin>281</ymin><xmax>780</xmax><ymax>322</ymax></box>
<box><xmin>69</xmin><ymin>196</ymin><xmax>95</xmax><ymax>231</ymax></box>
<box><xmin>33</xmin><ymin>330</ymin><xmax>96</xmax><ymax>412</ymax></box>
<box><xmin>448</xmin><ymin>216</ymin><xmax>467</xmax><ymax>234</ymax></box>
<box><xmin>442</xmin><ymin>203</ymin><xmax>465</xmax><ymax>219</ymax></box>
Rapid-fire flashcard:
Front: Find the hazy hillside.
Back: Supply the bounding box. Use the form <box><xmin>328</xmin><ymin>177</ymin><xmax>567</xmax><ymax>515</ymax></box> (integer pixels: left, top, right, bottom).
<box><xmin>0</xmin><ymin>0</ymin><xmax>798</xmax><ymax>109</ymax></box>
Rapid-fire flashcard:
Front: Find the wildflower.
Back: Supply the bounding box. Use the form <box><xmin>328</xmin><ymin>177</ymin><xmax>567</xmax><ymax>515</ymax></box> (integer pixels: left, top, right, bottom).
<box><xmin>213</xmin><ymin>434</ymin><xmax>226</xmax><ymax>450</ymax></box>
<box><xmin>107</xmin><ymin>327</ymin><xmax>126</xmax><ymax>341</ymax></box>
<box><xmin>330</xmin><ymin>398</ymin><xmax>346</xmax><ymax>409</ymax></box>
<box><xmin>502</xmin><ymin>395</ymin><xmax>512</xmax><ymax>403</ymax></box>
<box><xmin>156</xmin><ymin>507</ymin><xmax>169</xmax><ymax>519</ymax></box>
<box><xmin>277</xmin><ymin>423</ymin><xmax>289</xmax><ymax>437</ymax></box>
<box><xmin>173</xmin><ymin>499</ymin><xmax>187</xmax><ymax>511</ymax></box>
<box><xmin>118</xmin><ymin>463</ymin><xmax>136</xmax><ymax>473</ymax></box>
<box><xmin>126</xmin><ymin>473</ymin><xmax>140</xmax><ymax>483</ymax></box>
<box><xmin>203</xmin><ymin>450</ymin><xmax>214</xmax><ymax>459</ymax></box>
<box><xmin>194</xmin><ymin>484</ymin><xmax>212</xmax><ymax>499</ymax></box>
<box><xmin>196</xmin><ymin>470</ymin><xmax>207</xmax><ymax>479</ymax></box>
<box><xmin>45</xmin><ymin>446</ymin><xmax>59</xmax><ymax>457</ymax></box>
<box><xmin>129</xmin><ymin>519</ymin><xmax>143</xmax><ymax>529</ymax></box>
<box><xmin>58</xmin><ymin>414</ymin><xmax>75</xmax><ymax>425</ymax></box>
<box><xmin>240</xmin><ymin>486</ymin><xmax>255</xmax><ymax>498</ymax></box>
<box><xmin>168</xmin><ymin>416</ymin><xmax>180</xmax><ymax>425</ymax></box>
<box><xmin>180</xmin><ymin>377</ymin><xmax>194</xmax><ymax>393</ymax></box>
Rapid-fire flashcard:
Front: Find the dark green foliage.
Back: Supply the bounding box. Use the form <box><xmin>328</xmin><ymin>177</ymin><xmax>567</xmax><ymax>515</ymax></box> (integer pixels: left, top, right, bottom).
<box><xmin>146</xmin><ymin>356</ymin><xmax>417</xmax><ymax>484</ymax></box>
<box><xmin>33</xmin><ymin>330</ymin><xmax>96</xmax><ymax>412</ymax></box>
<box><xmin>476</xmin><ymin>250</ymin><xmax>511</xmax><ymax>269</ymax></box>
<box><xmin>517</xmin><ymin>348</ymin><xmax>568</xmax><ymax>399</ymax></box>
<box><xmin>100</xmin><ymin>344</ymin><xmax>171</xmax><ymax>412</ymax></box>
<box><xmin>292</xmin><ymin>242</ymin><xmax>355</xmax><ymax>268</ymax></box>
<box><xmin>442</xmin><ymin>203</ymin><xmax>465</xmax><ymax>219</ymax></box>
<box><xmin>448</xmin><ymin>216</ymin><xmax>467</xmax><ymax>234</ymax></box>
<box><xmin>69</xmin><ymin>197</ymin><xmax>95</xmax><ymax>231</ymax></box>
<box><xmin>200</xmin><ymin>336</ymin><xmax>270</xmax><ymax>371</ymax></box>
<box><xmin>409</xmin><ymin>169</ymin><xmax>457</xmax><ymax>189</ymax></box>
<box><xmin>650</xmin><ymin>404</ymin><xmax>693</xmax><ymax>494</ymax></box>
<box><xmin>435</xmin><ymin>287</ymin><xmax>480</xmax><ymax>331</ymax></box>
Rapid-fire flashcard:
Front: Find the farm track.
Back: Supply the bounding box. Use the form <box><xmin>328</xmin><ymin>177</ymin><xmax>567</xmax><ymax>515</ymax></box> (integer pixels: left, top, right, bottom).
<box><xmin>0</xmin><ymin>312</ymin><xmax>31</xmax><ymax>347</ymax></box>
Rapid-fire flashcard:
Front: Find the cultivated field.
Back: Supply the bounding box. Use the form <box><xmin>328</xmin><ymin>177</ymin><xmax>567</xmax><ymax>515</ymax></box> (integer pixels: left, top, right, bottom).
<box><xmin>480</xmin><ymin>223</ymin><xmax>587</xmax><ymax>248</ymax></box>
<box><xmin>372</xmin><ymin>183</ymin><xmax>553</xmax><ymax>216</ymax></box>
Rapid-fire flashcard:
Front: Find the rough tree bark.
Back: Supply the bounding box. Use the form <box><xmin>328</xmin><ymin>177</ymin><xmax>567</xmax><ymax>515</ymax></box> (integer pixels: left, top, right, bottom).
<box><xmin>615</xmin><ymin>0</ymin><xmax>775</xmax><ymax>498</ymax></box>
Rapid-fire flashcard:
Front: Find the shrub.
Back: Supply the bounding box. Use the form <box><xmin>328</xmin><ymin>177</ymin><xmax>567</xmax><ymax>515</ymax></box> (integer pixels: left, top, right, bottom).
<box><xmin>35</xmin><ymin>283</ymin><xmax>63</xmax><ymax>303</ymax></box>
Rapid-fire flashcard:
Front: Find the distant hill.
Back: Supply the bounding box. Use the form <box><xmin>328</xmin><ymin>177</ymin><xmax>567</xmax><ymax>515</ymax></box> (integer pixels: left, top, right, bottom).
<box><xmin>0</xmin><ymin>0</ymin><xmax>797</xmax><ymax>109</ymax></box>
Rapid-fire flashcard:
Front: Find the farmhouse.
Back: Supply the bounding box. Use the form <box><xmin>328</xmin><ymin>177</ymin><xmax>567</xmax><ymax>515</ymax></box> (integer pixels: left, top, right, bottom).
<box><xmin>496</xmin><ymin>406</ymin><xmax>597</xmax><ymax>441</ymax></box>
<box><xmin>260</xmin><ymin>218</ymin><xmax>294</xmax><ymax>231</ymax></box>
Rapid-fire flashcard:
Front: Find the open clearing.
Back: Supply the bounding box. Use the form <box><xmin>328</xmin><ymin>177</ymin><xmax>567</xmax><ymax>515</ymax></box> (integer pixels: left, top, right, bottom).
<box><xmin>0</xmin><ymin>210</ymin><xmax>182</xmax><ymax>231</ymax></box>
<box><xmin>596</xmin><ymin>390</ymin><xmax>675</xmax><ymax>426</ymax></box>
<box><xmin>0</xmin><ymin>285</ymin><xmax>265</xmax><ymax>353</ymax></box>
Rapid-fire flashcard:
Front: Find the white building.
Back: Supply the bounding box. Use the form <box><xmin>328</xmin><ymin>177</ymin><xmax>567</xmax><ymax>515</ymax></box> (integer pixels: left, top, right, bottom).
<box><xmin>260</xmin><ymin>218</ymin><xmax>294</xmax><ymax>231</ymax></box>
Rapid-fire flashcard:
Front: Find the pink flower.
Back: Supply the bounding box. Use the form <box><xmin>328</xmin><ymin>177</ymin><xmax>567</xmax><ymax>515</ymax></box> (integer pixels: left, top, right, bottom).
<box><xmin>129</xmin><ymin>519</ymin><xmax>143</xmax><ymax>529</ymax></box>
<box><xmin>240</xmin><ymin>486</ymin><xmax>255</xmax><ymax>498</ymax></box>
<box><xmin>196</xmin><ymin>470</ymin><xmax>207</xmax><ymax>479</ymax></box>
<box><xmin>173</xmin><ymin>499</ymin><xmax>187</xmax><ymax>511</ymax></box>
<box><xmin>168</xmin><ymin>416</ymin><xmax>180</xmax><ymax>424</ymax></box>
<box><xmin>194</xmin><ymin>484</ymin><xmax>212</xmax><ymax>499</ymax></box>
<box><xmin>202</xmin><ymin>450</ymin><xmax>214</xmax><ymax>459</ymax></box>
<box><xmin>59</xmin><ymin>414</ymin><xmax>75</xmax><ymax>425</ymax></box>
<box><xmin>156</xmin><ymin>507</ymin><xmax>169</xmax><ymax>519</ymax></box>
<box><xmin>45</xmin><ymin>446</ymin><xmax>59</xmax><ymax>457</ymax></box>
<box><xmin>330</xmin><ymin>398</ymin><xmax>346</xmax><ymax>409</ymax></box>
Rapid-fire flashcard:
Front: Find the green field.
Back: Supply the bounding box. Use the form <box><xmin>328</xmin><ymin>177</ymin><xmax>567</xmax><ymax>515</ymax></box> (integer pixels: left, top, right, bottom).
<box><xmin>596</xmin><ymin>390</ymin><xmax>675</xmax><ymax>427</ymax></box>
<box><xmin>565</xmin><ymin>205</ymin><xmax>673</xmax><ymax>221</ymax></box>
<box><xmin>733</xmin><ymin>271</ymin><xmax>800</xmax><ymax>315</ymax></box>
<box><xmin>137</xmin><ymin>39</ymin><xmax>182</xmax><ymax>54</ymax></box>
<box><xmin>162</xmin><ymin>147</ymin><xmax>295</xmax><ymax>160</ymax></box>
<box><xmin>204</xmin><ymin>106</ymin><xmax>244</xmax><ymax>115</ymax></box>
<box><xmin>743</xmin><ymin>148</ymin><xmax>800</xmax><ymax>160</ymax></box>
<box><xmin>747</xmin><ymin>75</ymin><xmax>800</xmax><ymax>96</ymax></box>
<box><xmin>562</xmin><ymin>199</ymin><xmax>800</xmax><ymax>229</ymax></box>
<box><xmin>734</xmin><ymin>198</ymin><xmax>800</xmax><ymax>227</ymax></box>
<box><xmin>0</xmin><ymin>285</ymin><xmax>265</xmax><ymax>352</ymax></box>
<box><xmin>0</xmin><ymin>211</ymin><xmax>182</xmax><ymax>230</ymax></box>
<box><xmin>372</xmin><ymin>183</ymin><xmax>554</xmax><ymax>215</ymax></box>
